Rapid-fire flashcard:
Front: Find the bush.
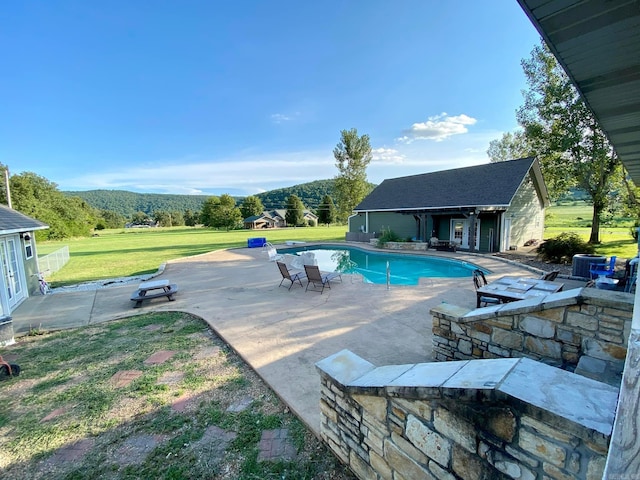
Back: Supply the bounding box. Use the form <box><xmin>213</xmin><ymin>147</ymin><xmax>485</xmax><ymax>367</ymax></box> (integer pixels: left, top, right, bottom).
<box><xmin>536</xmin><ymin>232</ymin><xmax>595</xmax><ymax>264</ymax></box>
<box><xmin>631</xmin><ymin>220</ymin><xmax>640</xmax><ymax>241</ymax></box>
<box><xmin>377</xmin><ymin>228</ymin><xmax>402</xmax><ymax>247</ymax></box>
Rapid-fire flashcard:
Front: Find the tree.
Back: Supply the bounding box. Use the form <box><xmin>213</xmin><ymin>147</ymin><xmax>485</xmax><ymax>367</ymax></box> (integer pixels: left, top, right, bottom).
<box><xmin>333</xmin><ymin>128</ymin><xmax>373</xmax><ymax>222</ymax></box>
<box><xmin>170</xmin><ymin>210</ymin><xmax>185</xmax><ymax>226</ymax></box>
<box><xmin>508</xmin><ymin>42</ymin><xmax>619</xmax><ymax>243</ymax></box>
<box><xmin>487</xmin><ymin>131</ymin><xmax>535</xmax><ymax>163</ymax></box>
<box><xmin>131</xmin><ymin>211</ymin><xmax>150</xmax><ymax>225</ymax></box>
<box><xmin>99</xmin><ymin>209</ymin><xmax>126</xmax><ymax>229</ymax></box>
<box><xmin>240</xmin><ymin>195</ymin><xmax>264</xmax><ymax>219</ymax></box>
<box><xmin>184</xmin><ymin>209</ymin><xmax>199</xmax><ymax>226</ymax></box>
<box><xmin>285</xmin><ymin>195</ymin><xmax>305</xmax><ymax>226</ymax></box>
<box><xmin>10</xmin><ymin>171</ymin><xmax>97</xmax><ymax>239</ymax></box>
<box><xmin>317</xmin><ymin>194</ymin><xmax>337</xmax><ymax>225</ymax></box>
<box><xmin>200</xmin><ymin>194</ymin><xmax>242</xmax><ymax>230</ymax></box>
<box><xmin>153</xmin><ymin>210</ymin><xmax>172</xmax><ymax>227</ymax></box>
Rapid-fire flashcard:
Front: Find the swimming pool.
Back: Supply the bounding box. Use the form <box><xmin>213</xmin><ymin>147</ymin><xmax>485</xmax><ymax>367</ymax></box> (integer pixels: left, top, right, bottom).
<box><xmin>277</xmin><ymin>245</ymin><xmax>485</xmax><ymax>285</ymax></box>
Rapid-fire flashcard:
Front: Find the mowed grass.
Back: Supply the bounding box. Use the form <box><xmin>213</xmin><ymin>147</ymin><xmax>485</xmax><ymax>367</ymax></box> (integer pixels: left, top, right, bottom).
<box><xmin>0</xmin><ymin>312</ymin><xmax>355</xmax><ymax>480</ymax></box>
<box><xmin>37</xmin><ymin>226</ymin><xmax>346</xmax><ymax>287</ymax></box>
<box><xmin>544</xmin><ymin>202</ymin><xmax>638</xmax><ymax>260</ymax></box>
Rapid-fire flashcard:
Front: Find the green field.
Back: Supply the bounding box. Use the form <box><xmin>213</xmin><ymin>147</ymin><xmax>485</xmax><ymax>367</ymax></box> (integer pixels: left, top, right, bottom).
<box><xmin>37</xmin><ymin>226</ymin><xmax>346</xmax><ymax>287</ymax></box>
<box><xmin>544</xmin><ymin>202</ymin><xmax>638</xmax><ymax>260</ymax></box>
<box><xmin>36</xmin><ymin>203</ymin><xmax>640</xmax><ymax>288</ymax></box>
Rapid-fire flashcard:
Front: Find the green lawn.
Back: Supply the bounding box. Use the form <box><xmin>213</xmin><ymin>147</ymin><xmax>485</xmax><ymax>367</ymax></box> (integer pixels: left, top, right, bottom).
<box><xmin>544</xmin><ymin>202</ymin><xmax>638</xmax><ymax>260</ymax></box>
<box><xmin>37</xmin><ymin>226</ymin><xmax>346</xmax><ymax>287</ymax></box>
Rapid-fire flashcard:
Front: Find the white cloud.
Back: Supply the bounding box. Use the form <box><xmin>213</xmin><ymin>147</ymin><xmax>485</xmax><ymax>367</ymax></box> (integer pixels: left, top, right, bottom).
<box><xmin>270</xmin><ymin>113</ymin><xmax>292</xmax><ymax>124</ymax></box>
<box><xmin>397</xmin><ymin>112</ymin><xmax>477</xmax><ymax>143</ymax></box>
<box><xmin>371</xmin><ymin>147</ymin><xmax>405</xmax><ymax>164</ymax></box>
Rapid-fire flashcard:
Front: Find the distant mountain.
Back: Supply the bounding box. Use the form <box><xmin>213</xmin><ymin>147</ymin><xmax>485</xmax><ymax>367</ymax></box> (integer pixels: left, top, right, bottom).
<box><xmin>64</xmin><ymin>190</ymin><xmax>211</xmax><ymax>218</ymax></box>
<box><xmin>64</xmin><ymin>179</ymin><xmax>350</xmax><ymax>218</ymax></box>
<box><xmin>255</xmin><ymin>179</ymin><xmax>336</xmax><ymax>210</ymax></box>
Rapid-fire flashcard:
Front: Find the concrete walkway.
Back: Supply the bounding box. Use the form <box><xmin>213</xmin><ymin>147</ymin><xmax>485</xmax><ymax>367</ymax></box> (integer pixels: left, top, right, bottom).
<box><xmin>10</xmin><ymin>245</ymin><xmax>558</xmax><ymax>434</ymax></box>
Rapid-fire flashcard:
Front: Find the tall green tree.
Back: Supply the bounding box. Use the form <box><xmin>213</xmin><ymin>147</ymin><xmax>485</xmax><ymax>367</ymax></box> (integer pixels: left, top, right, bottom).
<box><xmin>285</xmin><ymin>195</ymin><xmax>305</xmax><ymax>226</ymax></box>
<box><xmin>131</xmin><ymin>211</ymin><xmax>150</xmax><ymax>225</ymax></box>
<box><xmin>489</xmin><ymin>42</ymin><xmax>620</xmax><ymax>244</ymax></box>
<box><xmin>333</xmin><ymin>128</ymin><xmax>373</xmax><ymax>222</ymax></box>
<box><xmin>99</xmin><ymin>209</ymin><xmax>126</xmax><ymax>229</ymax></box>
<box><xmin>153</xmin><ymin>210</ymin><xmax>172</xmax><ymax>227</ymax></box>
<box><xmin>184</xmin><ymin>209</ymin><xmax>199</xmax><ymax>226</ymax></box>
<box><xmin>487</xmin><ymin>131</ymin><xmax>535</xmax><ymax>163</ymax></box>
<box><xmin>201</xmin><ymin>194</ymin><xmax>242</xmax><ymax>230</ymax></box>
<box><xmin>317</xmin><ymin>194</ymin><xmax>336</xmax><ymax>225</ymax></box>
<box><xmin>240</xmin><ymin>195</ymin><xmax>264</xmax><ymax>219</ymax></box>
<box><xmin>10</xmin><ymin>172</ymin><xmax>97</xmax><ymax>239</ymax></box>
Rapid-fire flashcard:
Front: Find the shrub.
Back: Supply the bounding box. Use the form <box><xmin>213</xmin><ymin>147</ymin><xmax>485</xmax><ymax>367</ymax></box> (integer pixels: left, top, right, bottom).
<box><xmin>536</xmin><ymin>232</ymin><xmax>595</xmax><ymax>264</ymax></box>
<box><xmin>631</xmin><ymin>220</ymin><xmax>640</xmax><ymax>241</ymax></box>
<box><xmin>377</xmin><ymin>228</ymin><xmax>402</xmax><ymax>247</ymax></box>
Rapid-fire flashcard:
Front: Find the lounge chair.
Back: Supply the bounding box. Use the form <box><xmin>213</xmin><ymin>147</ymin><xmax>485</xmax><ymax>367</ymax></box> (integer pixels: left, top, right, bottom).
<box><xmin>589</xmin><ymin>256</ymin><xmax>616</xmax><ymax>279</ymax></box>
<box><xmin>277</xmin><ymin>261</ymin><xmax>306</xmax><ymax>290</ymax></box>
<box><xmin>304</xmin><ymin>265</ymin><xmax>342</xmax><ymax>294</ymax></box>
<box><xmin>264</xmin><ymin>242</ymin><xmax>283</xmax><ymax>262</ymax></box>
<box><xmin>540</xmin><ymin>270</ymin><xmax>560</xmax><ymax>281</ymax></box>
<box><xmin>472</xmin><ymin>269</ymin><xmax>501</xmax><ymax>308</ymax></box>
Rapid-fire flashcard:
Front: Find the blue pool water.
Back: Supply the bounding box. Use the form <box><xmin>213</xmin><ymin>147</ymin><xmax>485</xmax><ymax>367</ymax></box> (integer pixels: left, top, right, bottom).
<box><xmin>277</xmin><ymin>245</ymin><xmax>484</xmax><ymax>285</ymax></box>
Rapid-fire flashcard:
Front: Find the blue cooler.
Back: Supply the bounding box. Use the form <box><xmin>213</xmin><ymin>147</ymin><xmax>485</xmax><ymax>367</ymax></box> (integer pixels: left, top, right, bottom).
<box><xmin>248</xmin><ymin>237</ymin><xmax>267</xmax><ymax>248</ymax></box>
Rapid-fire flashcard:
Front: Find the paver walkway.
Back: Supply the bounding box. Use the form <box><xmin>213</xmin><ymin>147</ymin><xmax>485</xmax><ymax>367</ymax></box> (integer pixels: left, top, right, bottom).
<box><xmin>11</xmin><ymin>245</ymin><xmax>558</xmax><ymax>434</ymax></box>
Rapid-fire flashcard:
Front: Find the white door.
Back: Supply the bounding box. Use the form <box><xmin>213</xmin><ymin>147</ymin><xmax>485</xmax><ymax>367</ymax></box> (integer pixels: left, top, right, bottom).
<box><xmin>0</xmin><ymin>237</ymin><xmax>26</xmax><ymax>311</ymax></box>
<box><xmin>450</xmin><ymin>219</ymin><xmax>481</xmax><ymax>249</ymax></box>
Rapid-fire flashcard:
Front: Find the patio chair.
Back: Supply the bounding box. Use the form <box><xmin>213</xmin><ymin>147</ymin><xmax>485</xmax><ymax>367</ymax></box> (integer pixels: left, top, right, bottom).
<box><xmin>304</xmin><ymin>264</ymin><xmax>342</xmax><ymax>294</ymax></box>
<box><xmin>589</xmin><ymin>256</ymin><xmax>616</xmax><ymax>279</ymax></box>
<box><xmin>472</xmin><ymin>269</ymin><xmax>501</xmax><ymax>307</ymax></box>
<box><xmin>541</xmin><ymin>270</ymin><xmax>560</xmax><ymax>281</ymax></box>
<box><xmin>277</xmin><ymin>261</ymin><xmax>306</xmax><ymax>290</ymax></box>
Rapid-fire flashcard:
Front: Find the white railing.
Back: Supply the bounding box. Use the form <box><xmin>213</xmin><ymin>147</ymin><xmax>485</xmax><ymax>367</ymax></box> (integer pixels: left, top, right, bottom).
<box><xmin>38</xmin><ymin>246</ymin><xmax>70</xmax><ymax>274</ymax></box>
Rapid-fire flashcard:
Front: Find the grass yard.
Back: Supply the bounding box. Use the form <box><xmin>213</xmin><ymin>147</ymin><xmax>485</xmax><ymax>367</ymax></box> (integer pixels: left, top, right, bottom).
<box><xmin>37</xmin><ymin>226</ymin><xmax>346</xmax><ymax>287</ymax></box>
<box><xmin>544</xmin><ymin>202</ymin><xmax>638</xmax><ymax>260</ymax></box>
<box><xmin>0</xmin><ymin>311</ymin><xmax>355</xmax><ymax>480</ymax></box>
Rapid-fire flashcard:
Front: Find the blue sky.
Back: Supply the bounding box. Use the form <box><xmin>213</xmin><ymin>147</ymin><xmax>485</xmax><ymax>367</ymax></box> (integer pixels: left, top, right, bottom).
<box><xmin>1</xmin><ymin>1</ymin><xmax>541</xmax><ymax>196</ymax></box>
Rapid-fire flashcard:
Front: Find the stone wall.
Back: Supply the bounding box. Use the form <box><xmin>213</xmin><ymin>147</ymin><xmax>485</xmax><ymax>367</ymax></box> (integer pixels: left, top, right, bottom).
<box><xmin>431</xmin><ymin>288</ymin><xmax>633</xmax><ymax>385</ymax></box>
<box><xmin>316</xmin><ymin>350</ymin><xmax>617</xmax><ymax>480</ymax></box>
<box><xmin>370</xmin><ymin>240</ymin><xmax>429</xmax><ymax>251</ymax></box>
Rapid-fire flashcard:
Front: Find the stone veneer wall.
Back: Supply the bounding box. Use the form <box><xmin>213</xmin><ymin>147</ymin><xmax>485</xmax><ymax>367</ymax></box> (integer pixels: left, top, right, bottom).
<box><xmin>432</xmin><ymin>288</ymin><xmax>633</xmax><ymax>384</ymax></box>
<box><xmin>316</xmin><ymin>350</ymin><xmax>617</xmax><ymax>480</ymax></box>
<box><xmin>369</xmin><ymin>240</ymin><xmax>429</xmax><ymax>251</ymax></box>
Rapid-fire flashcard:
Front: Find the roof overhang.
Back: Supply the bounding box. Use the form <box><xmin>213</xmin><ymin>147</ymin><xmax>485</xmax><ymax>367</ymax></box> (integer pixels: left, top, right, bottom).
<box><xmin>517</xmin><ymin>0</ymin><xmax>640</xmax><ymax>183</ymax></box>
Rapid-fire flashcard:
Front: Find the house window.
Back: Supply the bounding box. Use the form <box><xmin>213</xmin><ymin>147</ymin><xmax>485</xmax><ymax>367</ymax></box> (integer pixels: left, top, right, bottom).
<box><xmin>24</xmin><ymin>236</ymin><xmax>33</xmax><ymax>259</ymax></box>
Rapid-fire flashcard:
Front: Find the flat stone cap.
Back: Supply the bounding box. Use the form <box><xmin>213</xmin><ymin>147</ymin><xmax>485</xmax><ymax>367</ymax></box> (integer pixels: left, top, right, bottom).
<box><xmin>318</xmin><ymin>350</ymin><xmax>619</xmax><ymax>435</ymax></box>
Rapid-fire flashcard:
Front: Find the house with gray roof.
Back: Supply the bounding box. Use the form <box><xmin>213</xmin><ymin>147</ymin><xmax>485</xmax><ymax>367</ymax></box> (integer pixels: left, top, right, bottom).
<box><xmin>0</xmin><ymin>204</ymin><xmax>49</xmax><ymax>322</ymax></box>
<box><xmin>243</xmin><ymin>209</ymin><xmax>319</xmax><ymax>229</ymax></box>
<box><xmin>349</xmin><ymin>157</ymin><xmax>550</xmax><ymax>253</ymax></box>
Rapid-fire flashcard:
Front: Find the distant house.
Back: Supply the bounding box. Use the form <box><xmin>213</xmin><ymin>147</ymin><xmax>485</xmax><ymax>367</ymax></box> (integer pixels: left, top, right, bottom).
<box><xmin>348</xmin><ymin>157</ymin><xmax>550</xmax><ymax>253</ymax></box>
<box><xmin>244</xmin><ymin>209</ymin><xmax>318</xmax><ymax>229</ymax></box>
<box><xmin>0</xmin><ymin>205</ymin><xmax>49</xmax><ymax>317</ymax></box>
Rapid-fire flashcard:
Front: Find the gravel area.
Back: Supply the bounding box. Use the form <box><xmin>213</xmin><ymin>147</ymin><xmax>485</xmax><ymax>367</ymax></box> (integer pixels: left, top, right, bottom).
<box><xmin>491</xmin><ymin>248</ymin><xmax>573</xmax><ymax>277</ymax></box>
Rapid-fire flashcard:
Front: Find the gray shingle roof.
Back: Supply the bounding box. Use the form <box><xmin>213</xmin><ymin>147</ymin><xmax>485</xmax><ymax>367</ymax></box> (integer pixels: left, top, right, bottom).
<box><xmin>355</xmin><ymin>158</ymin><xmax>541</xmax><ymax>211</ymax></box>
<box><xmin>0</xmin><ymin>204</ymin><xmax>49</xmax><ymax>234</ymax></box>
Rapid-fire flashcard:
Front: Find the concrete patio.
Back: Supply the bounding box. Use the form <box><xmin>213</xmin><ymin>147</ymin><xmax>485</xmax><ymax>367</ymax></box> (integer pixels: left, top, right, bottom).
<box><xmin>10</xmin><ymin>245</ymin><xmax>574</xmax><ymax>433</ymax></box>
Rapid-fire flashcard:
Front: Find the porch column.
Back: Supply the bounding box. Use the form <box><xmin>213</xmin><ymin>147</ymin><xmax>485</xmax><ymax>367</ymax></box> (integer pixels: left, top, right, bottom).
<box><xmin>469</xmin><ymin>211</ymin><xmax>477</xmax><ymax>253</ymax></box>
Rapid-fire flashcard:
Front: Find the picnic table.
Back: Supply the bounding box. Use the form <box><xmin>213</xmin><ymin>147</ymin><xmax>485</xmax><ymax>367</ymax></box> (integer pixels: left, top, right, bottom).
<box><xmin>476</xmin><ymin>276</ymin><xmax>563</xmax><ymax>308</ymax></box>
<box><xmin>130</xmin><ymin>279</ymin><xmax>178</xmax><ymax>308</ymax></box>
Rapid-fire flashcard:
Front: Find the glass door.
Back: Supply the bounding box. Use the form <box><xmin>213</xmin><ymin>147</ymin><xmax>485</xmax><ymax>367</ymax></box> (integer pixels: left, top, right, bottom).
<box><xmin>0</xmin><ymin>237</ymin><xmax>25</xmax><ymax>310</ymax></box>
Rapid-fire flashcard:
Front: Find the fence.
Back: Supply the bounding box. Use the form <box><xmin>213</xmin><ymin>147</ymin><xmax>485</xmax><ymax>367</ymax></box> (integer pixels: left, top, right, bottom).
<box><xmin>38</xmin><ymin>246</ymin><xmax>70</xmax><ymax>274</ymax></box>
